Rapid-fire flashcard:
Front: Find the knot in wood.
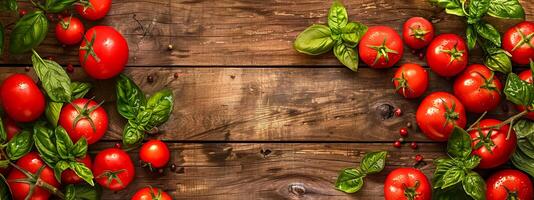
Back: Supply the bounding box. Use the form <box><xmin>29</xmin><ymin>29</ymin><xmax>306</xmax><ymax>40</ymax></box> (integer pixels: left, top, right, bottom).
<box><xmin>376</xmin><ymin>104</ymin><xmax>395</xmax><ymax>120</ymax></box>
<box><xmin>288</xmin><ymin>183</ymin><xmax>306</xmax><ymax>196</ymax></box>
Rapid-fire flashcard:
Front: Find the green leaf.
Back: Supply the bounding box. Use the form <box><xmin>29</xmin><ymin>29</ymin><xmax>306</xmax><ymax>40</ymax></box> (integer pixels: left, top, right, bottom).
<box><xmin>335</xmin><ymin>168</ymin><xmax>364</xmax><ymax>193</ymax></box>
<box><xmin>0</xmin><ymin>174</ymin><xmax>12</xmax><ymax>200</ymax></box>
<box><xmin>70</xmin><ymin>161</ymin><xmax>94</xmax><ymax>186</ymax></box>
<box><xmin>6</xmin><ymin>130</ymin><xmax>33</xmax><ymax>160</ymax></box>
<box><xmin>340</xmin><ymin>22</ymin><xmax>367</xmax><ymax>47</ymax></box>
<box><xmin>133</xmin><ymin>109</ymin><xmax>152</xmax><ymax>130</ymax></box>
<box><xmin>333</xmin><ymin>43</ymin><xmax>359</xmax><ymax>71</ymax></box>
<box><xmin>511</xmin><ymin>147</ymin><xmax>534</xmax><ymax>177</ymax></box>
<box><xmin>441</xmin><ymin>166</ymin><xmax>465</xmax><ymax>189</ymax></box>
<box><xmin>433</xmin><ymin>184</ymin><xmax>472</xmax><ymax>200</ymax></box>
<box><xmin>64</xmin><ymin>184</ymin><xmax>102</xmax><ymax>200</ymax></box>
<box><xmin>145</xmin><ymin>89</ymin><xmax>174</xmax><ymax>128</ymax></box>
<box><xmin>484</xmin><ymin>48</ymin><xmax>512</xmax><ymax>74</ymax></box>
<box><xmin>467</xmin><ymin>0</ymin><xmax>490</xmax><ymax>23</ymax></box>
<box><xmin>9</xmin><ymin>11</ymin><xmax>48</xmax><ymax>54</ymax></box>
<box><xmin>433</xmin><ymin>158</ymin><xmax>457</xmax><ymax>188</ymax></box>
<box><xmin>33</xmin><ymin>123</ymin><xmax>60</xmax><ymax>166</ymax></box>
<box><xmin>54</xmin><ymin>160</ymin><xmax>70</xmax><ymax>183</ymax></box>
<box><xmin>514</xmin><ymin>120</ymin><xmax>534</xmax><ymax>138</ymax></box>
<box><xmin>328</xmin><ymin>1</ymin><xmax>348</xmax><ymax>32</ymax></box>
<box><xmin>517</xmin><ymin>138</ymin><xmax>534</xmax><ymax>159</ymax></box>
<box><xmin>504</xmin><ymin>73</ymin><xmax>534</xmax><ymax>106</ymax></box>
<box><xmin>462</xmin><ymin>156</ymin><xmax>481</xmax><ymax>170</ymax></box>
<box><xmin>462</xmin><ymin>172</ymin><xmax>485</xmax><ymax>200</ymax></box>
<box><xmin>0</xmin><ymin>23</ymin><xmax>4</xmax><ymax>55</ymax></box>
<box><xmin>474</xmin><ymin>22</ymin><xmax>501</xmax><ymax>47</ymax></box>
<box><xmin>116</xmin><ymin>74</ymin><xmax>146</xmax><ymax>120</ymax></box>
<box><xmin>70</xmin><ymin>138</ymin><xmax>88</xmax><ymax>158</ymax></box>
<box><xmin>55</xmin><ymin>126</ymin><xmax>74</xmax><ymax>159</ymax></box>
<box><xmin>294</xmin><ymin>24</ymin><xmax>335</xmax><ymax>56</ymax></box>
<box><xmin>45</xmin><ymin>101</ymin><xmax>63</xmax><ymax>127</ymax></box>
<box><xmin>0</xmin><ymin>116</ymin><xmax>6</xmax><ymax>144</ymax></box>
<box><xmin>44</xmin><ymin>0</ymin><xmax>77</xmax><ymax>13</ymax></box>
<box><xmin>32</xmin><ymin>50</ymin><xmax>72</xmax><ymax>102</ymax></box>
<box><xmin>466</xmin><ymin>25</ymin><xmax>477</xmax><ymax>50</ymax></box>
<box><xmin>122</xmin><ymin>122</ymin><xmax>144</xmax><ymax>146</ymax></box>
<box><xmin>447</xmin><ymin>126</ymin><xmax>472</xmax><ymax>158</ymax></box>
<box><xmin>487</xmin><ymin>0</ymin><xmax>525</xmax><ymax>19</ymax></box>
<box><xmin>0</xmin><ymin>0</ymin><xmax>17</xmax><ymax>11</ymax></box>
<box><xmin>430</xmin><ymin>0</ymin><xmax>466</xmax><ymax>16</ymax></box>
<box><xmin>359</xmin><ymin>151</ymin><xmax>387</xmax><ymax>174</ymax></box>
<box><xmin>71</xmin><ymin>82</ymin><xmax>92</xmax><ymax>99</ymax></box>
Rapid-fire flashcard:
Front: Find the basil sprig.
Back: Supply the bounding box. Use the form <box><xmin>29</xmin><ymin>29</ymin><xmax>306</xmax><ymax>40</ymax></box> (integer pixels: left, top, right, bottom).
<box><xmin>335</xmin><ymin>151</ymin><xmax>387</xmax><ymax>193</ymax></box>
<box><xmin>294</xmin><ymin>1</ymin><xmax>367</xmax><ymax>71</ymax></box>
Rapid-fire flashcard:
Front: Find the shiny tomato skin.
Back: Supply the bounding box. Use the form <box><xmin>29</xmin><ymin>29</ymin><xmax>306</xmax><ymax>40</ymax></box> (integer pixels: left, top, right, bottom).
<box><xmin>393</xmin><ymin>63</ymin><xmax>428</xmax><ymax>98</ymax></box>
<box><xmin>359</xmin><ymin>26</ymin><xmax>404</xmax><ymax>68</ymax></box>
<box><xmin>515</xmin><ymin>70</ymin><xmax>534</xmax><ymax>120</ymax></box>
<box><xmin>4</xmin><ymin>116</ymin><xmax>21</xmax><ymax>140</ymax></box>
<box><xmin>79</xmin><ymin>26</ymin><xmax>128</xmax><ymax>79</ymax></box>
<box><xmin>74</xmin><ymin>0</ymin><xmax>111</xmax><ymax>21</ymax></box>
<box><xmin>384</xmin><ymin>168</ymin><xmax>431</xmax><ymax>200</ymax></box>
<box><xmin>131</xmin><ymin>187</ymin><xmax>172</xmax><ymax>200</ymax></box>
<box><xmin>140</xmin><ymin>140</ymin><xmax>170</xmax><ymax>168</ymax></box>
<box><xmin>59</xmin><ymin>98</ymin><xmax>109</xmax><ymax>144</ymax></box>
<box><xmin>453</xmin><ymin>64</ymin><xmax>502</xmax><ymax>113</ymax></box>
<box><xmin>502</xmin><ymin>22</ymin><xmax>534</xmax><ymax>65</ymax></box>
<box><xmin>416</xmin><ymin>92</ymin><xmax>467</xmax><ymax>141</ymax></box>
<box><xmin>55</xmin><ymin>16</ymin><xmax>85</xmax><ymax>45</ymax></box>
<box><xmin>469</xmin><ymin>119</ymin><xmax>517</xmax><ymax>169</ymax></box>
<box><xmin>0</xmin><ymin>74</ymin><xmax>45</xmax><ymax>122</ymax></box>
<box><xmin>61</xmin><ymin>155</ymin><xmax>93</xmax><ymax>184</ymax></box>
<box><xmin>93</xmin><ymin>148</ymin><xmax>135</xmax><ymax>191</ymax></box>
<box><xmin>426</xmin><ymin>34</ymin><xmax>468</xmax><ymax>77</ymax></box>
<box><xmin>486</xmin><ymin>169</ymin><xmax>533</xmax><ymax>200</ymax></box>
<box><xmin>402</xmin><ymin>17</ymin><xmax>434</xmax><ymax>49</ymax></box>
<box><xmin>7</xmin><ymin>152</ymin><xmax>60</xmax><ymax>200</ymax></box>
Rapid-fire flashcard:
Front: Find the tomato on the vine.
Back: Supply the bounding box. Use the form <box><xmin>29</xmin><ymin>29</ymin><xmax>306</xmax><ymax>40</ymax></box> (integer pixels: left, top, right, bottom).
<box><xmin>79</xmin><ymin>26</ymin><xmax>129</xmax><ymax>79</ymax></box>
<box><xmin>502</xmin><ymin>21</ymin><xmax>534</xmax><ymax>65</ymax></box>
<box><xmin>55</xmin><ymin>16</ymin><xmax>85</xmax><ymax>45</ymax></box>
<box><xmin>416</xmin><ymin>92</ymin><xmax>466</xmax><ymax>141</ymax></box>
<box><xmin>0</xmin><ymin>74</ymin><xmax>45</xmax><ymax>122</ymax></box>
<box><xmin>426</xmin><ymin>34</ymin><xmax>468</xmax><ymax>77</ymax></box>
<box><xmin>131</xmin><ymin>187</ymin><xmax>172</xmax><ymax>200</ymax></box>
<box><xmin>59</xmin><ymin>98</ymin><xmax>108</xmax><ymax>144</ymax></box>
<box><xmin>516</xmin><ymin>69</ymin><xmax>534</xmax><ymax>120</ymax></box>
<box><xmin>453</xmin><ymin>64</ymin><xmax>502</xmax><ymax>113</ymax></box>
<box><xmin>75</xmin><ymin>0</ymin><xmax>111</xmax><ymax>21</ymax></box>
<box><xmin>140</xmin><ymin>140</ymin><xmax>170</xmax><ymax>169</ymax></box>
<box><xmin>384</xmin><ymin>168</ymin><xmax>431</xmax><ymax>200</ymax></box>
<box><xmin>61</xmin><ymin>155</ymin><xmax>93</xmax><ymax>184</ymax></box>
<box><xmin>93</xmin><ymin>148</ymin><xmax>135</xmax><ymax>191</ymax></box>
<box><xmin>486</xmin><ymin>169</ymin><xmax>533</xmax><ymax>200</ymax></box>
<box><xmin>392</xmin><ymin>63</ymin><xmax>428</xmax><ymax>98</ymax></box>
<box><xmin>469</xmin><ymin>119</ymin><xmax>516</xmax><ymax>169</ymax></box>
<box><xmin>7</xmin><ymin>152</ymin><xmax>60</xmax><ymax>200</ymax></box>
<box><xmin>402</xmin><ymin>17</ymin><xmax>434</xmax><ymax>49</ymax></box>
<box><xmin>359</xmin><ymin>26</ymin><xmax>404</xmax><ymax>68</ymax></box>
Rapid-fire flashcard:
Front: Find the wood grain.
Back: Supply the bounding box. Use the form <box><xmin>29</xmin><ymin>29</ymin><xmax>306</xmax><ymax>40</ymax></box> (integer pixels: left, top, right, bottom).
<box><xmin>1</xmin><ymin>0</ymin><xmax>532</xmax><ymax>66</ymax></box>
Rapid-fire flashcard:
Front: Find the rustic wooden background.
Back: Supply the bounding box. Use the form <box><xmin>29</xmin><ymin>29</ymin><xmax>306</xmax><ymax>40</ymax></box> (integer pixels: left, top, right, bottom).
<box><xmin>1</xmin><ymin>0</ymin><xmax>533</xmax><ymax>199</ymax></box>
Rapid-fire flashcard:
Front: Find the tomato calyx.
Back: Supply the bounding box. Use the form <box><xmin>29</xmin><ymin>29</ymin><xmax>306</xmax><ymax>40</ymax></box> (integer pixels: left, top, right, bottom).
<box><xmin>442</xmin><ymin>100</ymin><xmax>460</xmax><ymax>127</ymax></box>
<box><xmin>148</xmin><ymin>186</ymin><xmax>164</xmax><ymax>200</ymax></box>
<box><xmin>96</xmin><ymin>169</ymin><xmax>126</xmax><ymax>187</ymax></box>
<box><xmin>439</xmin><ymin>42</ymin><xmax>464</xmax><ymax>65</ymax></box>
<box><xmin>392</xmin><ymin>71</ymin><xmax>413</xmax><ymax>97</ymax></box>
<box><xmin>59</xmin><ymin>16</ymin><xmax>72</xmax><ymax>30</ymax></box>
<box><xmin>472</xmin><ymin>126</ymin><xmax>496</xmax><ymax>153</ymax></box>
<box><xmin>402</xmin><ymin>181</ymin><xmax>420</xmax><ymax>200</ymax></box>
<box><xmin>8</xmin><ymin>163</ymin><xmax>65</xmax><ymax>199</ymax></box>
<box><xmin>503</xmin><ymin>186</ymin><xmax>520</xmax><ymax>200</ymax></box>
<box><xmin>80</xmin><ymin>31</ymin><xmax>101</xmax><ymax>64</ymax></box>
<box><xmin>409</xmin><ymin>26</ymin><xmax>429</xmax><ymax>41</ymax></box>
<box><xmin>475</xmin><ymin>71</ymin><xmax>500</xmax><ymax>94</ymax></box>
<box><xmin>511</xmin><ymin>28</ymin><xmax>534</xmax><ymax>52</ymax></box>
<box><xmin>70</xmin><ymin>98</ymin><xmax>105</xmax><ymax>133</ymax></box>
<box><xmin>367</xmin><ymin>38</ymin><xmax>399</xmax><ymax>65</ymax></box>
<box><xmin>76</xmin><ymin>0</ymin><xmax>95</xmax><ymax>13</ymax></box>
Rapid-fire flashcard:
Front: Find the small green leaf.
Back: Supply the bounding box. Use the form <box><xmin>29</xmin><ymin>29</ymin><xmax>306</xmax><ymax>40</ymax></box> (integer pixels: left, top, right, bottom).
<box><xmin>432</xmin><ymin>158</ymin><xmax>457</xmax><ymax>188</ymax></box>
<box><xmin>122</xmin><ymin>122</ymin><xmax>144</xmax><ymax>146</ymax></box>
<box><xmin>32</xmin><ymin>50</ymin><xmax>72</xmax><ymax>102</ymax></box>
<box><xmin>511</xmin><ymin>147</ymin><xmax>534</xmax><ymax>177</ymax></box>
<box><xmin>145</xmin><ymin>89</ymin><xmax>174</xmax><ymax>128</ymax></box>
<box><xmin>432</xmin><ymin>184</ymin><xmax>472</xmax><ymax>200</ymax></box>
<box><xmin>116</xmin><ymin>74</ymin><xmax>146</xmax><ymax>120</ymax></box>
<box><xmin>71</xmin><ymin>82</ymin><xmax>92</xmax><ymax>99</ymax></box>
<box><xmin>340</xmin><ymin>22</ymin><xmax>367</xmax><ymax>47</ymax></box>
<box><xmin>467</xmin><ymin>0</ymin><xmax>490</xmax><ymax>23</ymax></box>
<box><xmin>6</xmin><ymin>130</ymin><xmax>33</xmax><ymax>160</ymax></box>
<box><xmin>44</xmin><ymin>0</ymin><xmax>77</xmax><ymax>13</ymax></box>
<box><xmin>430</xmin><ymin>0</ymin><xmax>466</xmax><ymax>17</ymax></box>
<box><xmin>0</xmin><ymin>116</ymin><xmax>6</xmax><ymax>144</ymax></box>
<box><xmin>514</xmin><ymin>120</ymin><xmax>534</xmax><ymax>138</ymax></box>
<box><xmin>484</xmin><ymin>48</ymin><xmax>512</xmax><ymax>74</ymax></box>
<box><xmin>462</xmin><ymin>156</ymin><xmax>481</xmax><ymax>170</ymax></box>
<box><xmin>462</xmin><ymin>172</ymin><xmax>486</xmax><ymax>200</ymax></box>
<box><xmin>487</xmin><ymin>0</ymin><xmax>525</xmax><ymax>19</ymax></box>
<box><xmin>294</xmin><ymin>24</ymin><xmax>335</xmax><ymax>56</ymax></box>
<box><xmin>64</xmin><ymin>184</ymin><xmax>102</xmax><ymax>200</ymax></box>
<box><xmin>504</xmin><ymin>73</ymin><xmax>534</xmax><ymax>106</ymax></box>
<box><xmin>70</xmin><ymin>161</ymin><xmax>94</xmax><ymax>186</ymax></box>
<box><xmin>9</xmin><ymin>11</ymin><xmax>48</xmax><ymax>54</ymax></box>
<box><xmin>45</xmin><ymin>101</ymin><xmax>63</xmax><ymax>127</ymax></box>
<box><xmin>333</xmin><ymin>43</ymin><xmax>359</xmax><ymax>71</ymax></box>
<box><xmin>440</xmin><ymin>166</ymin><xmax>465</xmax><ymax>189</ymax></box>
<box><xmin>475</xmin><ymin>22</ymin><xmax>501</xmax><ymax>47</ymax></box>
<box><xmin>33</xmin><ymin>123</ymin><xmax>60</xmax><ymax>166</ymax></box>
<box><xmin>335</xmin><ymin>168</ymin><xmax>364</xmax><ymax>193</ymax></box>
<box><xmin>71</xmin><ymin>138</ymin><xmax>88</xmax><ymax>158</ymax></box>
<box><xmin>55</xmin><ymin>126</ymin><xmax>74</xmax><ymax>159</ymax></box>
<box><xmin>447</xmin><ymin>126</ymin><xmax>472</xmax><ymax>158</ymax></box>
<box><xmin>466</xmin><ymin>25</ymin><xmax>477</xmax><ymax>50</ymax></box>
<box><xmin>359</xmin><ymin>151</ymin><xmax>387</xmax><ymax>174</ymax></box>
<box><xmin>328</xmin><ymin>1</ymin><xmax>348</xmax><ymax>32</ymax></box>
<box><xmin>54</xmin><ymin>160</ymin><xmax>71</xmax><ymax>183</ymax></box>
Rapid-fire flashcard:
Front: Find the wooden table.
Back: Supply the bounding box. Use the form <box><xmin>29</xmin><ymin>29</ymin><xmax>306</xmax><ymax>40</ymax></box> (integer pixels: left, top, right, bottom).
<box><xmin>1</xmin><ymin>0</ymin><xmax>533</xmax><ymax>199</ymax></box>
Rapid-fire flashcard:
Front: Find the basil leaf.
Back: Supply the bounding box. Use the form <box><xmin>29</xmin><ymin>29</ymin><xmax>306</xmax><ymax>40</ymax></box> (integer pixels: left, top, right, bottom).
<box><xmin>430</xmin><ymin>0</ymin><xmax>466</xmax><ymax>17</ymax></box>
<box><xmin>462</xmin><ymin>156</ymin><xmax>481</xmax><ymax>170</ymax></box>
<box><xmin>517</xmin><ymin>138</ymin><xmax>534</xmax><ymax>159</ymax></box>
<box><xmin>341</xmin><ymin>22</ymin><xmax>367</xmax><ymax>47</ymax></box>
<box><xmin>6</xmin><ymin>130</ymin><xmax>33</xmax><ymax>160</ymax></box>
<box><xmin>447</xmin><ymin>126</ymin><xmax>472</xmax><ymax>158</ymax></box>
<box><xmin>0</xmin><ymin>23</ymin><xmax>4</xmax><ymax>55</ymax></box>
<box><xmin>433</xmin><ymin>158</ymin><xmax>456</xmax><ymax>188</ymax></box>
<box><xmin>334</xmin><ymin>168</ymin><xmax>364</xmax><ymax>193</ymax></box>
<box><xmin>146</xmin><ymin>89</ymin><xmax>173</xmax><ymax>127</ymax></box>
<box><xmin>0</xmin><ymin>174</ymin><xmax>12</xmax><ymax>200</ymax></box>
<box><xmin>64</xmin><ymin>184</ymin><xmax>102</xmax><ymax>200</ymax></box>
<box><xmin>70</xmin><ymin>138</ymin><xmax>88</xmax><ymax>158</ymax></box>
<box><xmin>440</xmin><ymin>166</ymin><xmax>465</xmax><ymax>189</ymax></box>
<box><xmin>294</xmin><ymin>24</ymin><xmax>335</xmax><ymax>56</ymax></box>
<box><xmin>487</xmin><ymin>0</ymin><xmax>525</xmax><ymax>19</ymax></box>
<box><xmin>511</xmin><ymin>147</ymin><xmax>534</xmax><ymax>177</ymax></box>
<box><xmin>359</xmin><ymin>151</ymin><xmax>387</xmax><ymax>174</ymax></box>
<box><xmin>54</xmin><ymin>160</ymin><xmax>71</xmax><ymax>183</ymax></box>
<box><xmin>484</xmin><ymin>48</ymin><xmax>512</xmax><ymax>74</ymax></box>
<box><xmin>70</xmin><ymin>161</ymin><xmax>94</xmax><ymax>186</ymax></box>
<box><xmin>504</xmin><ymin>73</ymin><xmax>534</xmax><ymax>106</ymax></box>
<box><xmin>133</xmin><ymin>109</ymin><xmax>152</xmax><ymax>130</ymax></box>
<box><xmin>462</xmin><ymin>172</ymin><xmax>485</xmax><ymax>200</ymax></box>
<box><xmin>9</xmin><ymin>11</ymin><xmax>48</xmax><ymax>54</ymax></box>
<box><xmin>32</xmin><ymin>50</ymin><xmax>72</xmax><ymax>102</ymax></box>
<box><xmin>333</xmin><ymin>43</ymin><xmax>359</xmax><ymax>71</ymax></box>
<box><xmin>45</xmin><ymin>101</ymin><xmax>63</xmax><ymax>127</ymax></box>
<box><xmin>433</xmin><ymin>184</ymin><xmax>472</xmax><ymax>200</ymax></box>
<box><xmin>328</xmin><ymin>1</ymin><xmax>348</xmax><ymax>32</ymax></box>
<box><xmin>467</xmin><ymin>0</ymin><xmax>490</xmax><ymax>23</ymax></box>
<box><xmin>71</xmin><ymin>82</ymin><xmax>92</xmax><ymax>99</ymax></box>
<box><xmin>44</xmin><ymin>0</ymin><xmax>77</xmax><ymax>13</ymax></box>
<box><xmin>116</xmin><ymin>74</ymin><xmax>146</xmax><ymax>120</ymax></box>
<box><xmin>33</xmin><ymin>124</ymin><xmax>60</xmax><ymax>165</ymax></box>
<box><xmin>466</xmin><ymin>25</ymin><xmax>477</xmax><ymax>49</ymax></box>
<box><xmin>0</xmin><ymin>0</ymin><xmax>17</xmax><ymax>11</ymax></box>
<box><xmin>122</xmin><ymin>122</ymin><xmax>144</xmax><ymax>146</ymax></box>
<box><xmin>514</xmin><ymin>120</ymin><xmax>534</xmax><ymax>138</ymax></box>
<box><xmin>0</xmin><ymin>116</ymin><xmax>6</xmax><ymax>144</ymax></box>
<box><xmin>474</xmin><ymin>22</ymin><xmax>501</xmax><ymax>47</ymax></box>
<box><xmin>55</xmin><ymin>126</ymin><xmax>74</xmax><ymax>159</ymax></box>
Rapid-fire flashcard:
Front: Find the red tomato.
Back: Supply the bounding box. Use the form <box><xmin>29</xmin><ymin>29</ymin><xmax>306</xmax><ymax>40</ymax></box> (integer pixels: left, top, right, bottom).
<box><xmin>516</xmin><ymin>70</ymin><xmax>534</xmax><ymax>120</ymax></box>
<box><xmin>93</xmin><ymin>148</ymin><xmax>135</xmax><ymax>191</ymax></box>
<box><xmin>426</xmin><ymin>34</ymin><xmax>468</xmax><ymax>77</ymax></box>
<box><xmin>0</xmin><ymin>74</ymin><xmax>45</xmax><ymax>122</ymax></box>
<box><xmin>359</xmin><ymin>26</ymin><xmax>404</xmax><ymax>68</ymax></box>
<box><xmin>402</xmin><ymin>17</ymin><xmax>434</xmax><ymax>49</ymax></box>
<box><xmin>59</xmin><ymin>98</ymin><xmax>109</xmax><ymax>144</ymax></box>
<box><xmin>453</xmin><ymin>64</ymin><xmax>502</xmax><ymax>113</ymax></box>
<box><xmin>55</xmin><ymin>16</ymin><xmax>85</xmax><ymax>45</ymax></box>
<box><xmin>469</xmin><ymin>119</ymin><xmax>516</xmax><ymax>169</ymax></box>
<box><xmin>3</xmin><ymin>116</ymin><xmax>21</xmax><ymax>140</ymax></box>
<box><xmin>502</xmin><ymin>21</ymin><xmax>534</xmax><ymax>65</ymax></box>
<box><xmin>7</xmin><ymin>152</ymin><xmax>60</xmax><ymax>200</ymax></box>
<box><xmin>384</xmin><ymin>168</ymin><xmax>431</xmax><ymax>200</ymax></box>
<box><xmin>79</xmin><ymin>26</ymin><xmax>129</xmax><ymax>79</ymax></box>
<box><xmin>74</xmin><ymin>0</ymin><xmax>111</xmax><ymax>21</ymax></box>
<box><xmin>392</xmin><ymin>63</ymin><xmax>428</xmax><ymax>98</ymax></box>
<box><xmin>140</xmin><ymin>140</ymin><xmax>170</xmax><ymax>169</ymax></box>
<box><xmin>416</xmin><ymin>92</ymin><xmax>467</xmax><ymax>141</ymax></box>
<box><xmin>61</xmin><ymin>155</ymin><xmax>92</xmax><ymax>184</ymax></box>
<box><xmin>131</xmin><ymin>187</ymin><xmax>172</xmax><ymax>200</ymax></box>
<box><xmin>486</xmin><ymin>169</ymin><xmax>533</xmax><ymax>200</ymax></box>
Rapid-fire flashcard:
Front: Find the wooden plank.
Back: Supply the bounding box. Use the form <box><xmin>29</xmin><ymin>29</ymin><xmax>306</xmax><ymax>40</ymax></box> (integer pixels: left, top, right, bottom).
<box><xmin>92</xmin><ymin>142</ymin><xmax>446</xmax><ymax>200</ymax></box>
<box><xmin>1</xmin><ymin>0</ymin><xmax>532</xmax><ymax>66</ymax></box>
<box><xmin>0</xmin><ymin>67</ymin><xmax>514</xmax><ymax>142</ymax></box>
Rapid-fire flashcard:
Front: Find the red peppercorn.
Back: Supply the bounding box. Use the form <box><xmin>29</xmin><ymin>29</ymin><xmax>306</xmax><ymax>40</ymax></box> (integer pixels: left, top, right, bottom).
<box><xmin>18</xmin><ymin>9</ymin><xmax>27</xmax><ymax>17</ymax></box>
<box><xmin>66</xmin><ymin>64</ymin><xmax>74</xmax><ymax>73</ymax></box>
<box><xmin>399</xmin><ymin>127</ymin><xmax>408</xmax><ymax>137</ymax></box>
<box><xmin>410</xmin><ymin>142</ymin><xmax>418</xmax><ymax>149</ymax></box>
<box><xmin>173</xmin><ymin>72</ymin><xmax>179</xmax><ymax>79</ymax></box>
<box><xmin>393</xmin><ymin>140</ymin><xmax>402</xmax><ymax>148</ymax></box>
<box><xmin>24</xmin><ymin>66</ymin><xmax>31</xmax><ymax>72</ymax></box>
<box><xmin>415</xmin><ymin>154</ymin><xmax>423</xmax><ymax>162</ymax></box>
<box><xmin>394</xmin><ymin>108</ymin><xmax>402</xmax><ymax>117</ymax></box>
<box><xmin>114</xmin><ymin>143</ymin><xmax>122</xmax><ymax>149</ymax></box>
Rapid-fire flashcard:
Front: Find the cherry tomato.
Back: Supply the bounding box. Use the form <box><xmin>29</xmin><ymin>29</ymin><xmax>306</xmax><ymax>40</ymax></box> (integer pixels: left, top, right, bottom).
<box><xmin>93</xmin><ymin>148</ymin><xmax>135</xmax><ymax>191</ymax></box>
<box><xmin>486</xmin><ymin>169</ymin><xmax>533</xmax><ymax>200</ymax></box>
<box><xmin>75</xmin><ymin>0</ymin><xmax>111</xmax><ymax>21</ymax></box>
<box><xmin>61</xmin><ymin>155</ymin><xmax>92</xmax><ymax>184</ymax></box>
<box><xmin>359</xmin><ymin>26</ymin><xmax>404</xmax><ymax>68</ymax></box>
<box><xmin>79</xmin><ymin>26</ymin><xmax>129</xmax><ymax>79</ymax></box>
<box><xmin>393</xmin><ymin>63</ymin><xmax>428</xmax><ymax>98</ymax></box>
<box><xmin>502</xmin><ymin>21</ymin><xmax>534</xmax><ymax>65</ymax></box>
<box><xmin>515</xmin><ymin>70</ymin><xmax>534</xmax><ymax>120</ymax></box>
<box><xmin>426</xmin><ymin>34</ymin><xmax>468</xmax><ymax>77</ymax></box>
<box><xmin>59</xmin><ymin>98</ymin><xmax>109</xmax><ymax>144</ymax></box>
<box><xmin>416</xmin><ymin>92</ymin><xmax>466</xmax><ymax>141</ymax></box>
<box><xmin>403</xmin><ymin>17</ymin><xmax>434</xmax><ymax>49</ymax></box>
<box><xmin>3</xmin><ymin>116</ymin><xmax>21</xmax><ymax>141</ymax></box>
<box><xmin>131</xmin><ymin>187</ymin><xmax>172</xmax><ymax>200</ymax></box>
<box><xmin>384</xmin><ymin>168</ymin><xmax>431</xmax><ymax>200</ymax></box>
<box><xmin>0</xmin><ymin>74</ymin><xmax>45</xmax><ymax>122</ymax></box>
<box><xmin>140</xmin><ymin>140</ymin><xmax>170</xmax><ymax>169</ymax></box>
<box><xmin>7</xmin><ymin>152</ymin><xmax>60</xmax><ymax>200</ymax></box>
<box><xmin>453</xmin><ymin>64</ymin><xmax>502</xmax><ymax>113</ymax></box>
<box><xmin>469</xmin><ymin>119</ymin><xmax>517</xmax><ymax>169</ymax></box>
<box><xmin>55</xmin><ymin>16</ymin><xmax>85</xmax><ymax>45</ymax></box>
